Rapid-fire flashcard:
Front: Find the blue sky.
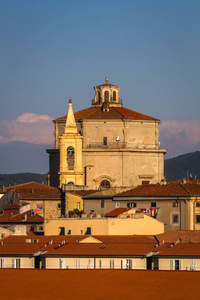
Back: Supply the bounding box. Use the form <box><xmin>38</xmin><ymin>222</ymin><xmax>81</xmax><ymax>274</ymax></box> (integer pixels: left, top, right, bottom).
<box><xmin>0</xmin><ymin>0</ymin><xmax>200</xmax><ymax>173</ymax></box>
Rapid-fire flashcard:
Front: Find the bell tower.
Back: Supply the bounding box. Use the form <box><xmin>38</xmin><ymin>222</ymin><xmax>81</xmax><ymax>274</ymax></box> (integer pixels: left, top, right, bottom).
<box><xmin>59</xmin><ymin>99</ymin><xmax>83</xmax><ymax>187</ymax></box>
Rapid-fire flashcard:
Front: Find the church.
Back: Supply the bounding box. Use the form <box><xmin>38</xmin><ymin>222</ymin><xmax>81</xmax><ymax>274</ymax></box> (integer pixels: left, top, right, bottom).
<box><xmin>47</xmin><ymin>78</ymin><xmax>166</xmax><ymax>189</ymax></box>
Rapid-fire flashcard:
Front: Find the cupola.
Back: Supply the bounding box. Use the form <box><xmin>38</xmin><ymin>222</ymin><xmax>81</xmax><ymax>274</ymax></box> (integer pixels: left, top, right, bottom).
<box><xmin>92</xmin><ymin>78</ymin><xmax>122</xmax><ymax>108</ymax></box>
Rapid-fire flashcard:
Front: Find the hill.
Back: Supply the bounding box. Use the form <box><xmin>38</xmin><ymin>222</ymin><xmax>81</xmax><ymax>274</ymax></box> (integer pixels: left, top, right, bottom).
<box><xmin>164</xmin><ymin>151</ymin><xmax>200</xmax><ymax>181</ymax></box>
<box><xmin>0</xmin><ymin>151</ymin><xmax>199</xmax><ymax>187</ymax></box>
<box><xmin>0</xmin><ymin>173</ymin><xmax>46</xmax><ymax>188</ymax></box>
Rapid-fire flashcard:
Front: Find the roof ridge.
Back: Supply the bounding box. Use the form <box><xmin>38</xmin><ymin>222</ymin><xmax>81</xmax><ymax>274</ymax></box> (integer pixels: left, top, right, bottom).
<box><xmin>179</xmin><ymin>183</ymin><xmax>191</xmax><ymax>195</ymax></box>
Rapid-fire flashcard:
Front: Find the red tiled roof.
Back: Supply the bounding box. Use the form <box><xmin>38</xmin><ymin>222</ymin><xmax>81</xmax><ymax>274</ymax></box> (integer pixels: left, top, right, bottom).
<box><xmin>0</xmin><ymin>210</ymin><xmax>43</xmax><ymax>224</ymax></box>
<box><xmin>114</xmin><ymin>182</ymin><xmax>193</xmax><ymax>197</ymax></box>
<box><xmin>4</xmin><ymin>182</ymin><xmax>62</xmax><ymax>200</ymax></box>
<box><xmin>0</xmin><ymin>269</ymin><xmax>199</xmax><ymax>300</ymax></box>
<box><xmin>105</xmin><ymin>208</ymin><xmax>132</xmax><ymax>217</ymax></box>
<box><xmin>156</xmin><ymin>230</ymin><xmax>200</xmax><ymax>244</ymax></box>
<box><xmin>54</xmin><ymin>106</ymin><xmax>158</xmax><ymax>122</ymax></box>
<box><xmin>3</xmin><ymin>201</ymin><xmax>29</xmax><ymax>210</ymax></box>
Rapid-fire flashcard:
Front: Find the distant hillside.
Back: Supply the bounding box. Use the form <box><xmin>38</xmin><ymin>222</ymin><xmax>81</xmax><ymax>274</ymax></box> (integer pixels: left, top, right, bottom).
<box><xmin>164</xmin><ymin>151</ymin><xmax>200</xmax><ymax>181</ymax></box>
<box><xmin>0</xmin><ymin>173</ymin><xmax>46</xmax><ymax>188</ymax></box>
<box><xmin>0</xmin><ymin>152</ymin><xmax>199</xmax><ymax>187</ymax></box>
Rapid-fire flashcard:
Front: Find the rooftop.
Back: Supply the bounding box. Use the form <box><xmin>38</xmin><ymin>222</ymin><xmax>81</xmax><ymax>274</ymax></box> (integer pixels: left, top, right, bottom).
<box><xmin>54</xmin><ymin>106</ymin><xmax>159</xmax><ymax>122</ymax></box>
<box><xmin>0</xmin><ymin>269</ymin><xmax>199</xmax><ymax>300</ymax></box>
<box><xmin>114</xmin><ymin>181</ymin><xmax>200</xmax><ymax>197</ymax></box>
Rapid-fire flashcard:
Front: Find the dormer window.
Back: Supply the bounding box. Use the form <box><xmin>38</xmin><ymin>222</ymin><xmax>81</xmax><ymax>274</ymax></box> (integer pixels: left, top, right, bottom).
<box><xmin>104</xmin><ymin>91</ymin><xmax>109</xmax><ymax>102</ymax></box>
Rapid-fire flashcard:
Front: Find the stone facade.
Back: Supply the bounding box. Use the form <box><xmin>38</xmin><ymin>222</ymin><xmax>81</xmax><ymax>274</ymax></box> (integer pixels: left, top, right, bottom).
<box><xmin>47</xmin><ymin>79</ymin><xmax>166</xmax><ymax>189</ymax></box>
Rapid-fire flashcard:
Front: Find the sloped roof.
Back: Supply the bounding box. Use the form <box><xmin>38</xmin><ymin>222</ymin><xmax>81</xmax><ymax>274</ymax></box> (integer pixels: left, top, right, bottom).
<box><xmin>156</xmin><ymin>230</ymin><xmax>200</xmax><ymax>244</ymax></box>
<box><xmin>114</xmin><ymin>182</ymin><xmax>200</xmax><ymax>197</ymax></box>
<box><xmin>0</xmin><ymin>210</ymin><xmax>43</xmax><ymax>224</ymax></box>
<box><xmin>3</xmin><ymin>182</ymin><xmax>62</xmax><ymax>200</ymax></box>
<box><xmin>3</xmin><ymin>201</ymin><xmax>29</xmax><ymax>210</ymax></box>
<box><xmin>105</xmin><ymin>208</ymin><xmax>132</xmax><ymax>217</ymax></box>
<box><xmin>54</xmin><ymin>106</ymin><xmax>159</xmax><ymax>122</ymax></box>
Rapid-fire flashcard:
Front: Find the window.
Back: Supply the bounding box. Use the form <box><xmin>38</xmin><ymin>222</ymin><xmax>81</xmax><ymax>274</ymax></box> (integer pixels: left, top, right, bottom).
<box><xmin>196</xmin><ymin>215</ymin><xmax>200</xmax><ymax>223</ymax></box>
<box><xmin>127</xmin><ymin>203</ymin><xmax>136</xmax><ymax>208</ymax></box>
<box><xmin>59</xmin><ymin>259</ymin><xmax>65</xmax><ymax>269</ymax></box>
<box><xmin>39</xmin><ymin>226</ymin><xmax>43</xmax><ymax>231</ymax></box>
<box><xmin>12</xmin><ymin>258</ymin><xmax>21</xmax><ymax>269</ymax></box>
<box><xmin>67</xmin><ymin>146</ymin><xmax>74</xmax><ymax>170</ymax></box>
<box><xmin>190</xmin><ymin>259</ymin><xmax>197</xmax><ymax>271</ymax></box>
<box><xmin>104</xmin><ymin>91</ymin><xmax>109</xmax><ymax>101</ymax></box>
<box><xmin>116</xmin><ymin>202</ymin><xmax>120</xmax><ymax>208</ymax></box>
<box><xmin>151</xmin><ymin>202</ymin><xmax>156</xmax><ymax>208</ymax></box>
<box><xmin>109</xmin><ymin>259</ymin><xmax>115</xmax><ymax>269</ymax></box>
<box><xmin>75</xmin><ymin>259</ymin><xmax>81</xmax><ymax>269</ymax></box>
<box><xmin>142</xmin><ymin>180</ymin><xmax>150</xmax><ymax>185</ymax></box>
<box><xmin>173</xmin><ymin>202</ymin><xmax>178</xmax><ymax>207</ymax></box>
<box><xmin>67</xmin><ymin>230</ymin><xmax>71</xmax><ymax>235</ymax></box>
<box><xmin>172</xmin><ymin>214</ymin><xmax>179</xmax><ymax>224</ymax></box>
<box><xmin>101</xmin><ymin>199</ymin><xmax>105</xmax><ymax>208</ymax></box>
<box><xmin>37</xmin><ymin>203</ymin><xmax>43</xmax><ymax>210</ymax></box>
<box><xmin>0</xmin><ymin>258</ymin><xmax>5</xmax><ymax>268</ymax></box>
<box><xmin>98</xmin><ymin>259</ymin><xmax>102</xmax><ymax>269</ymax></box>
<box><xmin>85</xmin><ymin>227</ymin><xmax>91</xmax><ymax>235</ymax></box>
<box><xmin>80</xmin><ymin>230</ymin><xmax>83</xmax><ymax>235</ymax></box>
<box><xmin>196</xmin><ymin>202</ymin><xmax>200</xmax><ymax>207</ymax></box>
<box><xmin>57</xmin><ymin>203</ymin><xmax>61</xmax><ymax>209</ymax></box>
<box><xmin>121</xmin><ymin>259</ymin><xmax>133</xmax><ymax>269</ymax></box>
<box><xmin>77</xmin><ymin>202</ymin><xmax>80</xmax><ymax>210</ymax></box>
<box><xmin>30</xmin><ymin>226</ymin><xmax>35</xmax><ymax>232</ymax></box>
<box><xmin>100</xmin><ymin>180</ymin><xmax>110</xmax><ymax>188</ymax></box>
<box><xmin>113</xmin><ymin>91</ymin><xmax>116</xmax><ymax>101</ymax></box>
<box><xmin>170</xmin><ymin>259</ymin><xmax>182</xmax><ymax>270</ymax></box>
<box><xmin>59</xmin><ymin>227</ymin><xmax>65</xmax><ymax>235</ymax></box>
<box><xmin>103</xmin><ymin>137</ymin><xmax>107</xmax><ymax>146</ymax></box>
<box><xmin>87</xmin><ymin>259</ymin><xmax>91</xmax><ymax>269</ymax></box>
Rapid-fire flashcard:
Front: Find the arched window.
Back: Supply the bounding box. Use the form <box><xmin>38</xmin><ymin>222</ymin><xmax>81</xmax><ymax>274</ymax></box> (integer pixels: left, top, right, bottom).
<box><xmin>100</xmin><ymin>180</ymin><xmax>111</xmax><ymax>188</ymax></box>
<box><xmin>68</xmin><ymin>182</ymin><xmax>74</xmax><ymax>185</ymax></box>
<box><xmin>98</xmin><ymin>91</ymin><xmax>101</xmax><ymax>102</ymax></box>
<box><xmin>113</xmin><ymin>91</ymin><xmax>116</xmax><ymax>101</ymax></box>
<box><xmin>67</xmin><ymin>146</ymin><xmax>74</xmax><ymax>170</ymax></box>
<box><xmin>104</xmin><ymin>91</ymin><xmax>109</xmax><ymax>102</ymax></box>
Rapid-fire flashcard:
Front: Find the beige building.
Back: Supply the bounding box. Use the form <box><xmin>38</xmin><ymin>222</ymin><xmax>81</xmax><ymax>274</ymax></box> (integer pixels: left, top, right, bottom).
<box><xmin>44</xmin><ymin>208</ymin><xmax>164</xmax><ymax>236</ymax></box>
<box><xmin>47</xmin><ymin>78</ymin><xmax>166</xmax><ymax>189</ymax></box>
<box><xmin>0</xmin><ymin>182</ymin><xmax>62</xmax><ymax>219</ymax></box>
<box><xmin>83</xmin><ymin>180</ymin><xmax>200</xmax><ymax>232</ymax></box>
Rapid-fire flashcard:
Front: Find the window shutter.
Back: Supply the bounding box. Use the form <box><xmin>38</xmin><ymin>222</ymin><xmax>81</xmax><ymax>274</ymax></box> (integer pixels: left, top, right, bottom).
<box><xmin>129</xmin><ymin>260</ymin><xmax>133</xmax><ymax>269</ymax></box>
<box><xmin>170</xmin><ymin>260</ymin><xmax>174</xmax><ymax>270</ymax></box>
<box><xmin>1</xmin><ymin>258</ymin><xmax>5</xmax><ymax>268</ymax></box>
<box><xmin>121</xmin><ymin>259</ymin><xmax>126</xmax><ymax>269</ymax></box>
<box><xmin>87</xmin><ymin>259</ymin><xmax>91</xmax><ymax>269</ymax></box>
<box><xmin>179</xmin><ymin>260</ymin><xmax>182</xmax><ymax>270</ymax></box>
<box><xmin>190</xmin><ymin>259</ymin><xmax>197</xmax><ymax>271</ymax></box>
<box><xmin>99</xmin><ymin>259</ymin><xmax>102</xmax><ymax>269</ymax></box>
<box><xmin>12</xmin><ymin>259</ymin><xmax>16</xmax><ymax>269</ymax></box>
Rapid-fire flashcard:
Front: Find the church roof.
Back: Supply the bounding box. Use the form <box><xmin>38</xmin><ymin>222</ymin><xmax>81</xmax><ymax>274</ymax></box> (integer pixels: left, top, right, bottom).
<box><xmin>54</xmin><ymin>106</ymin><xmax>159</xmax><ymax>122</ymax></box>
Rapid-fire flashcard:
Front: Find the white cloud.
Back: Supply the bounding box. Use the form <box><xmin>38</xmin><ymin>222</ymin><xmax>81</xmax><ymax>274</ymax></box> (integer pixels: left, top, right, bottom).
<box><xmin>159</xmin><ymin>119</ymin><xmax>200</xmax><ymax>158</ymax></box>
<box><xmin>0</xmin><ymin>113</ymin><xmax>54</xmax><ymax>145</ymax></box>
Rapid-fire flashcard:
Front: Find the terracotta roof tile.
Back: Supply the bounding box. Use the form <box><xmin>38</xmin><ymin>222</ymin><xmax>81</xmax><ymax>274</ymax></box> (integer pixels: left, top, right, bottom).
<box><xmin>156</xmin><ymin>230</ymin><xmax>200</xmax><ymax>244</ymax></box>
<box><xmin>3</xmin><ymin>201</ymin><xmax>29</xmax><ymax>210</ymax></box>
<box><xmin>4</xmin><ymin>182</ymin><xmax>62</xmax><ymax>200</ymax></box>
<box><xmin>54</xmin><ymin>106</ymin><xmax>158</xmax><ymax>122</ymax></box>
<box><xmin>114</xmin><ymin>183</ymin><xmax>191</xmax><ymax>197</ymax></box>
<box><xmin>105</xmin><ymin>208</ymin><xmax>132</xmax><ymax>217</ymax></box>
<box><xmin>0</xmin><ymin>210</ymin><xmax>43</xmax><ymax>223</ymax></box>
